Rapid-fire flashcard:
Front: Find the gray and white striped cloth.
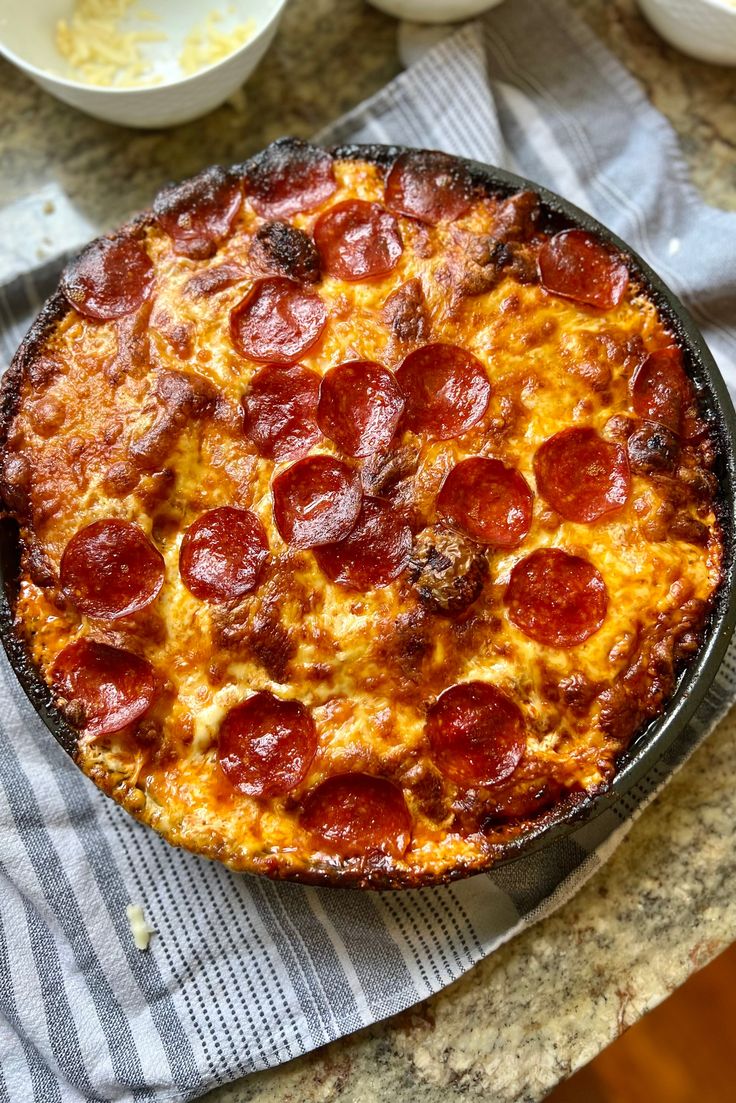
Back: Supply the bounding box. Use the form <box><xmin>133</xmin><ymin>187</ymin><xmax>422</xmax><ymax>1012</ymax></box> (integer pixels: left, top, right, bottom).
<box><xmin>2</xmin><ymin>2</ymin><xmax>736</xmax><ymax>1099</ymax></box>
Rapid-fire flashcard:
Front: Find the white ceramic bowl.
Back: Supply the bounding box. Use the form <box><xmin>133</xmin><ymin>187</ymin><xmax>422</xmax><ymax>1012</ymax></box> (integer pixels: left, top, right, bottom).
<box><xmin>0</xmin><ymin>0</ymin><xmax>288</xmax><ymax>129</ymax></box>
<box><xmin>368</xmin><ymin>0</ymin><xmax>505</xmax><ymax>24</ymax></box>
<box><xmin>637</xmin><ymin>0</ymin><xmax>736</xmax><ymax>65</ymax></box>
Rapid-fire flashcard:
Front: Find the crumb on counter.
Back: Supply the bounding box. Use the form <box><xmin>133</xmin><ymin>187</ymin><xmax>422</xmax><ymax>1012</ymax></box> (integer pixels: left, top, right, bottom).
<box><xmin>126</xmin><ymin>902</ymin><xmax>155</xmax><ymax>951</ymax></box>
<box><xmin>226</xmin><ymin>87</ymin><xmax>248</xmax><ymax>113</ymax></box>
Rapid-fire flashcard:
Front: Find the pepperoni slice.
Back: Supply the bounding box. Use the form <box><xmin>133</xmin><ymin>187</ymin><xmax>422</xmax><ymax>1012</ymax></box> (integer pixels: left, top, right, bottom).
<box><xmin>396</xmin><ymin>343</ymin><xmax>490</xmax><ymax>440</ymax></box>
<box><xmin>505</xmin><ymin>548</ymin><xmax>608</xmax><ymax>647</ymax></box>
<box><xmin>631</xmin><ymin>347</ymin><xmax>692</xmax><ymax>433</ymax></box>
<box><xmin>230</xmin><ymin>278</ymin><xmax>327</xmax><ymax>364</ymax></box>
<box><xmin>51</xmin><ymin>638</ymin><xmax>157</xmax><ymax>737</ymax></box>
<box><xmin>153</xmin><ymin>166</ymin><xmax>242</xmax><ymax>259</ymax></box>
<box><xmin>317</xmin><ymin>361</ymin><xmax>405</xmax><ymax>457</ymax></box>
<box><xmin>538</xmin><ymin>229</ymin><xmax>629</xmax><ymax>310</ymax></box>
<box><xmin>179</xmin><ymin>507</ymin><xmax>268</xmax><ymax>603</ymax></box>
<box><xmin>385</xmin><ymin>150</ymin><xmax>474</xmax><ymax>225</ymax></box>
<box><xmin>314</xmin><ymin>497</ymin><xmax>411</xmax><ymax>591</ymax></box>
<box><xmin>218</xmin><ymin>691</ymin><xmax>317</xmax><ymax>798</ymax></box>
<box><xmin>534</xmin><ymin>427</ymin><xmax>630</xmax><ymax>523</ymax></box>
<box><xmin>241</xmin><ymin>363</ymin><xmax>322</xmax><ymax>462</ymax></box>
<box><xmin>272</xmin><ymin>455</ymin><xmax>362</xmax><ymax>549</ymax></box>
<box><xmin>245</xmin><ymin>138</ymin><xmax>337</xmax><ymax>219</ymax></box>
<box><xmin>60</xmin><ymin>520</ymin><xmax>164</xmax><ymax>620</ymax></box>
<box><xmin>301</xmin><ymin>773</ymin><xmax>412</xmax><ymax>858</ymax></box>
<box><xmin>426</xmin><ymin>682</ymin><xmax>526</xmax><ymax>789</ymax></box>
<box><xmin>437</xmin><ymin>457</ymin><xmax>533</xmax><ymax>548</ymax></box>
<box><xmin>61</xmin><ymin>236</ymin><xmax>154</xmax><ymax>321</ymax></box>
<box><xmin>314</xmin><ymin>201</ymin><xmax>403</xmax><ymax>281</ymax></box>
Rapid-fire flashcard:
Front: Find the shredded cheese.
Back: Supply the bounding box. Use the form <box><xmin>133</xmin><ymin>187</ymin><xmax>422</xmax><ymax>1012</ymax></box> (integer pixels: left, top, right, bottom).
<box><xmin>55</xmin><ymin>1</ymin><xmax>257</xmax><ymax>88</ymax></box>
<box><xmin>180</xmin><ymin>10</ymin><xmax>256</xmax><ymax>76</ymax></box>
<box><xmin>126</xmin><ymin>903</ymin><xmax>155</xmax><ymax>951</ymax></box>
<box><xmin>56</xmin><ymin>0</ymin><xmax>166</xmax><ymax>87</ymax></box>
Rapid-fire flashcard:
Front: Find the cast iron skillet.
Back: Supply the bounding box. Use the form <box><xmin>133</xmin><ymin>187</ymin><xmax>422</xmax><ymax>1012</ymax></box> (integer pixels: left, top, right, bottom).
<box><xmin>1</xmin><ymin>142</ymin><xmax>735</xmax><ymax>884</ymax></box>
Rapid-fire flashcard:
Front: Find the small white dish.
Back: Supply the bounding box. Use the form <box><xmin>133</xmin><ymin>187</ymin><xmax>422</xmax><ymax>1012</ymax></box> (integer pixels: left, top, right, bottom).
<box><xmin>0</xmin><ymin>0</ymin><xmax>289</xmax><ymax>129</ymax></box>
<box><xmin>637</xmin><ymin>0</ymin><xmax>736</xmax><ymax>66</ymax></box>
<box><xmin>368</xmin><ymin>0</ymin><xmax>505</xmax><ymax>25</ymax></box>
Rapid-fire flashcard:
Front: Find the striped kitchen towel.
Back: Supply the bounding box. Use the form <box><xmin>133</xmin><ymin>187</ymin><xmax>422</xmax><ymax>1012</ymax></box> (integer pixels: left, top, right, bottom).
<box><xmin>2</xmin><ymin>1</ymin><xmax>736</xmax><ymax>1099</ymax></box>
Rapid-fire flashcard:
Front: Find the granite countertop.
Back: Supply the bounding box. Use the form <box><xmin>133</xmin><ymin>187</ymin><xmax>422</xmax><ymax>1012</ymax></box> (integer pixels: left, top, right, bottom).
<box><xmin>1</xmin><ymin>1</ymin><xmax>735</xmax><ymax>1100</ymax></box>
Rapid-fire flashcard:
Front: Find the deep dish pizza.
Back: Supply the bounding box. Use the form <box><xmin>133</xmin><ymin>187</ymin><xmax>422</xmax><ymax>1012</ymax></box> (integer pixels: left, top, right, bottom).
<box><xmin>0</xmin><ymin>140</ymin><xmax>724</xmax><ymax>887</ymax></box>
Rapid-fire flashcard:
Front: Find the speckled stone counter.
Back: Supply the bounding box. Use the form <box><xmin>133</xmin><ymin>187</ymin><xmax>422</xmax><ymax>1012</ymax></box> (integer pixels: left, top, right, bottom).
<box><xmin>2</xmin><ymin>2</ymin><xmax>735</xmax><ymax>1100</ymax></box>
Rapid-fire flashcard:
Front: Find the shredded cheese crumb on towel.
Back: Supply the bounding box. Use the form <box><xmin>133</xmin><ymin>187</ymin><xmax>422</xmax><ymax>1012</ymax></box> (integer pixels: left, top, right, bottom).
<box><xmin>55</xmin><ymin>1</ymin><xmax>257</xmax><ymax>88</ymax></box>
<box><xmin>126</xmin><ymin>903</ymin><xmax>155</xmax><ymax>951</ymax></box>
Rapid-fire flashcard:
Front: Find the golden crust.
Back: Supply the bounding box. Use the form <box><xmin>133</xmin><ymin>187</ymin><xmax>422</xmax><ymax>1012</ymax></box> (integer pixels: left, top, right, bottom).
<box><xmin>0</xmin><ymin>143</ymin><xmax>724</xmax><ymax>887</ymax></box>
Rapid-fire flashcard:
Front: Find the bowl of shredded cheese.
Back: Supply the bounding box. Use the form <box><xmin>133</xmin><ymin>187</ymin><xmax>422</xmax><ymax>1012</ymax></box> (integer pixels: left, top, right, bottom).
<box><xmin>0</xmin><ymin>0</ymin><xmax>289</xmax><ymax>128</ymax></box>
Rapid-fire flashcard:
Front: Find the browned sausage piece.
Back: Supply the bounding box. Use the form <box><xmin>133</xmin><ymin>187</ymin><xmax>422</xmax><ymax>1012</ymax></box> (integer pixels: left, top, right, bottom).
<box><xmin>408</xmin><ymin>524</ymin><xmax>488</xmax><ymax>615</ymax></box>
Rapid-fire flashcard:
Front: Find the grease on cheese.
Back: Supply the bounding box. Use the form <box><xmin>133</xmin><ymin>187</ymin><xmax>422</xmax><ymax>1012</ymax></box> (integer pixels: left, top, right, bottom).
<box><xmin>9</xmin><ymin>158</ymin><xmax>723</xmax><ymax>883</ymax></box>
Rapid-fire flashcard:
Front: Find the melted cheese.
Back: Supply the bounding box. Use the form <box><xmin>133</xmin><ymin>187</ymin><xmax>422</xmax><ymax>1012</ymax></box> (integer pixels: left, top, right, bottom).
<box><xmin>8</xmin><ymin>158</ymin><xmax>722</xmax><ymax>885</ymax></box>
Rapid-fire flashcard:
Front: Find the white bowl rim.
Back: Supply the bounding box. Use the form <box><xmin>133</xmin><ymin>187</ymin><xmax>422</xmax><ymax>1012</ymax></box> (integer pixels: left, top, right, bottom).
<box><xmin>688</xmin><ymin>0</ymin><xmax>736</xmax><ymax>13</ymax></box>
<box><xmin>0</xmin><ymin>0</ymin><xmax>288</xmax><ymax>96</ymax></box>
<box><xmin>684</xmin><ymin>0</ymin><xmax>736</xmax><ymax>13</ymax></box>
<box><xmin>641</xmin><ymin>0</ymin><xmax>736</xmax><ymax>13</ymax></box>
